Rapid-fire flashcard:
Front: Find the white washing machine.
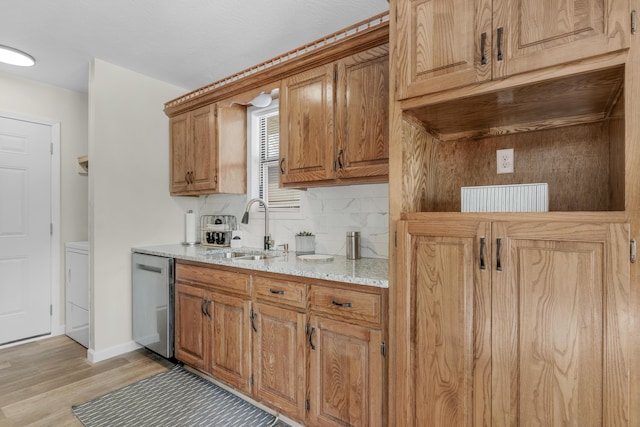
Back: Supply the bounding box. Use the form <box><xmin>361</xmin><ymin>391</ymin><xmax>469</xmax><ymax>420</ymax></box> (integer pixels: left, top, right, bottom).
<box><xmin>65</xmin><ymin>241</ymin><xmax>89</xmax><ymax>347</ymax></box>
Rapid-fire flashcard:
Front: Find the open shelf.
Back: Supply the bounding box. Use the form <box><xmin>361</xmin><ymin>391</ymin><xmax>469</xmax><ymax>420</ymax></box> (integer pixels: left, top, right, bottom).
<box><xmin>404</xmin><ymin>65</ymin><xmax>624</xmax><ymax>142</ymax></box>
<box><xmin>402</xmin><ymin>65</ymin><xmax>626</xmax><ymax>213</ymax></box>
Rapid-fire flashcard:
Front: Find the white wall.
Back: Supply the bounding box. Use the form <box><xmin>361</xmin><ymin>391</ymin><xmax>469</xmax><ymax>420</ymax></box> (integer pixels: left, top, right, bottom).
<box><xmin>0</xmin><ymin>71</ymin><xmax>88</xmax><ymax>334</ymax></box>
<box><xmin>88</xmin><ymin>59</ymin><xmax>196</xmax><ymax>361</ymax></box>
<box><xmin>199</xmin><ymin>183</ymin><xmax>389</xmax><ymax>258</ymax></box>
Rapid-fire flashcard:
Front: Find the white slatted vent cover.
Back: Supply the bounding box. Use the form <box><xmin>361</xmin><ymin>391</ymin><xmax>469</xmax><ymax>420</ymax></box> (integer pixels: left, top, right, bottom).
<box><xmin>461</xmin><ymin>183</ymin><xmax>548</xmax><ymax>212</ymax></box>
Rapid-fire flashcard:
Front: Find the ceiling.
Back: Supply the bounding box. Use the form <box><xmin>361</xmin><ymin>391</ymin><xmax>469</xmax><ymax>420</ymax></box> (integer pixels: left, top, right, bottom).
<box><xmin>0</xmin><ymin>1</ymin><xmax>389</xmax><ymax>94</ymax></box>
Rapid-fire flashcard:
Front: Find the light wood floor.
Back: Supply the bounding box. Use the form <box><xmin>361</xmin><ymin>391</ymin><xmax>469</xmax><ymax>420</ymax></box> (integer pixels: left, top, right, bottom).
<box><xmin>0</xmin><ymin>335</ymin><xmax>174</xmax><ymax>427</ymax></box>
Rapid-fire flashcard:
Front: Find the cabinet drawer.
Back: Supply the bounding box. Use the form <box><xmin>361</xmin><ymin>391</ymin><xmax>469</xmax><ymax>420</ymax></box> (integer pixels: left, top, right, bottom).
<box><xmin>309</xmin><ymin>285</ymin><xmax>381</xmax><ymax>326</ymax></box>
<box><xmin>253</xmin><ymin>276</ymin><xmax>306</xmax><ymax>309</ymax></box>
<box><xmin>176</xmin><ymin>262</ymin><xmax>250</xmax><ymax>296</ymax></box>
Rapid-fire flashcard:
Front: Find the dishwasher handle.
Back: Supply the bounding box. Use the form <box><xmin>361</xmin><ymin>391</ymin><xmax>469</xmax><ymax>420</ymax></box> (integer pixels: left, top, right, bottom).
<box><xmin>136</xmin><ymin>263</ymin><xmax>163</xmax><ymax>274</ymax></box>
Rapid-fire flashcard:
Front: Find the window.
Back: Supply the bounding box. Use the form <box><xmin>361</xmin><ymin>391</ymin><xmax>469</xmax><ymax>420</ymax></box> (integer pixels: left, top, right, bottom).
<box><xmin>249</xmin><ymin>101</ymin><xmax>301</xmax><ymax>211</ymax></box>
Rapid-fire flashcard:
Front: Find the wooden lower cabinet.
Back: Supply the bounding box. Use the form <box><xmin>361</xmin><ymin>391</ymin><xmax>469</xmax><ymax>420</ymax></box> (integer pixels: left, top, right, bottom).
<box><xmin>393</xmin><ymin>219</ymin><xmax>630</xmax><ymax>426</ymax></box>
<box><xmin>207</xmin><ymin>291</ymin><xmax>252</xmax><ymax>394</ymax></box>
<box><xmin>174</xmin><ymin>269</ymin><xmax>252</xmax><ymax>395</ymax></box>
<box><xmin>174</xmin><ymin>282</ymin><xmax>207</xmax><ymax>370</ymax></box>
<box><xmin>175</xmin><ymin>263</ymin><xmax>387</xmax><ymax>426</ymax></box>
<box><xmin>308</xmin><ymin>315</ymin><xmax>384</xmax><ymax>427</ymax></box>
<box><xmin>252</xmin><ymin>302</ymin><xmax>307</xmax><ymax>422</ymax></box>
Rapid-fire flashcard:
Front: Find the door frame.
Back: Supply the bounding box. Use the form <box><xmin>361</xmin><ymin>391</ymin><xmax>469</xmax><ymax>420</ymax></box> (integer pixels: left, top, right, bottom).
<box><xmin>0</xmin><ymin>112</ymin><xmax>61</xmax><ymax>348</ymax></box>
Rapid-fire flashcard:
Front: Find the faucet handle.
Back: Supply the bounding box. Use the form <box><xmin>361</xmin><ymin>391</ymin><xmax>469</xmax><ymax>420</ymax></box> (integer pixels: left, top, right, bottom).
<box><xmin>264</xmin><ymin>235</ymin><xmax>275</xmax><ymax>251</ymax></box>
<box><xmin>277</xmin><ymin>243</ymin><xmax>289</xmax><ymax>253</ymax></box>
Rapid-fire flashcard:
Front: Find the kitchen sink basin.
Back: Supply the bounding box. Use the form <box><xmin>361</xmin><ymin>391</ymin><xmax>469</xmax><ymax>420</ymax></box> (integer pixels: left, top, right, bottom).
<box><xmin>221</xmin><ymin>251</ymin><xmax>247</xmax><ymax>258</ymax></box>
<box><xmin>234</xmin><ymin>254</ymin><xmax>278</xmax><ymax>261</ymax></box>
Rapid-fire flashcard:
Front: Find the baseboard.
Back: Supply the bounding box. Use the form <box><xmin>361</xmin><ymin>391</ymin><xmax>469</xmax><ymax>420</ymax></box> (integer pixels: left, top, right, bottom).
<box><xmin>88</xmin><ymin>340</ymin><xmax>142</xmax><ymax>363</ymax></box>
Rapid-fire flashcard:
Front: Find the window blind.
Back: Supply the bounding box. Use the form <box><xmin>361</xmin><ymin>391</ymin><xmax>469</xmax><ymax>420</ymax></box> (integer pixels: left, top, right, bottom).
<box><xmin>258</xmin><ymin>112</ymin><xmax>300</xmax><ymax>209</ymax></box>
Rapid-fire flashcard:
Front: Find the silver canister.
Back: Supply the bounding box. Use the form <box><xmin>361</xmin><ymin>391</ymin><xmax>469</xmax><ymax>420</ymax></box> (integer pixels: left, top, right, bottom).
<box><xmin>346</xmin><ymin>231</ymin><xmax>361</xmax><ymax>260</ymax></box>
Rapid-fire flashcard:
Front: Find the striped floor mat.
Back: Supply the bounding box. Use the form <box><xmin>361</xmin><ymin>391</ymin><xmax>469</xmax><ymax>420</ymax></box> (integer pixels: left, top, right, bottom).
<box><xmin>72</xmin><ymin>365</ymin><xmax>282</xmax><ymax>427</ymax></box>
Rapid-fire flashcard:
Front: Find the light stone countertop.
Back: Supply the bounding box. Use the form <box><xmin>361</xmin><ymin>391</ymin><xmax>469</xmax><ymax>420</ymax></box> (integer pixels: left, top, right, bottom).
<box><xmin>132</xmin><ymin>244</ymin><xmax>389</xmax><ymax>288</ymax></box>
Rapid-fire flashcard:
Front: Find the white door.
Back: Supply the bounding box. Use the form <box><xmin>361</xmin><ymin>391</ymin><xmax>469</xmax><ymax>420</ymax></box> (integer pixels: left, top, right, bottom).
<box><xmin>0</xmin><ymin>116</ymin><xmax>52</xmax><ymax>345</ymax></box>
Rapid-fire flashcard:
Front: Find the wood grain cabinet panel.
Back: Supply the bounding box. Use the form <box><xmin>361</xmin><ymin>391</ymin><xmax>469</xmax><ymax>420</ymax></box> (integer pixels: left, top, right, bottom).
<box><xmin>174</xmin><ymin>282</ymin><xmax>207</xmax><ymax>370</ymax></box>
<box><xmin>335</xmin><ymin>45</ymin><xmax>390</xmax><ymax>181</ymax></box>
<box><xmin>207</xmin><ymin>291</ymin><xmax>252</xmax><ymax>394</ymax></box>
<box><xmin>308</xmin><ymin>315</ymin><xmax>384</xmax><ymax>427</ymax></box>
<box><xmin>309</xmin><ymin>285</ymin><xmax>382</xmax><ymax>326</ymax></box>
<box><xmin>174</xmin><ymin>262</ymin><xmax>253</xmax><ymax>395</ymax></box>
<box><xmin>280</xmin><ymin>45</ymin><xmax>390</xmax><ymax>187</ymax></box>
<box><xmin>169</xmin><ymin>102</ymin><xmax>246</xmax><ymax>196</ymax></box>
<box><xmin>252</xmin><ymin>302</ymin><xmax>307</xmax><ymax>422</ymax></box>
<box><xmin>280</xmin><ymin>64</ymin><xmax>336</xmax><ymax>186</ymax></box>
<box><xmin>393</xmin><ymin>219</ymin><xmax>630</xmax><ymax>426</ymax></box>
<box><xmin>396</xmin><ymin>0</ymin><xmax>629</xmax><ymax>99</ymax></box>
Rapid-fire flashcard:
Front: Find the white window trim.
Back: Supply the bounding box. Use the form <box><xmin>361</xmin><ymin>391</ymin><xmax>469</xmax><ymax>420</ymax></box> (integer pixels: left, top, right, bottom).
<box><xmin>247</xmin><ymin>100</ymin><xmax>302</xmax><ymax>219</ymax></box>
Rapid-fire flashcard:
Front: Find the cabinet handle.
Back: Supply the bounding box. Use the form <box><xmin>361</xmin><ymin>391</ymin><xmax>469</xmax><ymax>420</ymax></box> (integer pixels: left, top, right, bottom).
<box><xmin>479</xmin><ymin>237</ymin><xmax>486</xmax><ymax>270</ymax></box>
<box><xmin>337</xmin><ymin>149</ymin><xmax>344</xmax><ymax>170</ymax></box>
<box><xmin>205</xmin><ymin>300</ymin><xmax>211</xmax><ymax>317</ymax></box>
<box><xmin>332</xmin><ymin>300</ymin><xmax>352</xmax><ymax>308</ymax></box>
<box><xmin>185</xmin><ymin>172</ymin><xmax>190</xmax><ymax>184</ymax></box>
<box><xmin>213</xmin><ymin>175</ymin><xmax>217</xmax><ymax>183</ymax></box>
<box><xmin>496</xmin><ymin>238</ymin><xmax>503</xmax><ymax>271</ymax></box>
<box><xmin>201</xmin><ymin>299</ymin><xmax>207</xmax><ymax>316</ymax></box>
<box><xmin>269</xmin><ymin>288</ymin><xmax>285</xmax><ymax>295</ymax></box>
<box><xmin>280</xmin><ymin>158</ymin><xmax>285</xmax><ymax>174</ymax></box>
<box><xmin>189</xmin><ymin>171</ymin><xmax>194</xmax><ymax>184</ymax></box>
<box><xmin>309</xmin><ymin>327</ymin><xmax>316</xmax><ymax>350</ymax></box>
<box><xmin>250</xmin><ymin>310</ymin><xmax>258</xmax><ymax>333</ymax></box>
<box><xmin>480</xmin><ymin>32</ymin><xmax>487</xmax><ymax>65</ymax></box>
<box><xmin>496</xmin><ymin>27</ymin><xmax>504</xmax><ymax>61</ymax></box>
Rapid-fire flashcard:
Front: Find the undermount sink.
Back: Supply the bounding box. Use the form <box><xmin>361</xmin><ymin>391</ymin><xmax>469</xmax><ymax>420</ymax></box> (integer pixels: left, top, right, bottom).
<box><xmin>221</xmin><ymin>251</ymin><xmax>247</xmax><ymax>258</ymax></box>
<box><xmin>234</xmin><ymin>254</ymin><xmax>278</xmax><ymax>261</ymax></box>
<box><xmin>217</xmin><ymin>250</ymin><xmax>279</xmax><ymax>261</ymax></box>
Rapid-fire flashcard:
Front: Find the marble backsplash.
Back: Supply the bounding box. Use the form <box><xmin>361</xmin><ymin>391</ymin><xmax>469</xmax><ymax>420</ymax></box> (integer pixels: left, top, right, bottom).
<box><xmin>198</xmin><ymin>183</ymin><xmax>389</xmax><ymax>259</ymax></box>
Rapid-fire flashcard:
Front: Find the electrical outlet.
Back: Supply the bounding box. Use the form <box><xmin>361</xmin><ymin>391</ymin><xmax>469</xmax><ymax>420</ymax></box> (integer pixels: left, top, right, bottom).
<box><xmin>496</xmin><ymin>148</ymin><xmax>514</xmax><ymax>174</ymax></box>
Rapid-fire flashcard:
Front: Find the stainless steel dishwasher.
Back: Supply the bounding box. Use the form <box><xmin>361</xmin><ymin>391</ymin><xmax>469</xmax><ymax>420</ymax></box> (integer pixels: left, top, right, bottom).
<box><xmin>132</xmin><ymin>252</ymin><xmax>174</xmax><ymax>358</ymax></box>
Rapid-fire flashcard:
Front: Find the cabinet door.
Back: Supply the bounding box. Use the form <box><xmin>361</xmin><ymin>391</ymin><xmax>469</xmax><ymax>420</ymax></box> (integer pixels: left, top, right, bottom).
<box><xmin>190</xmin><ymin>104</ymin><xmax>217</xmax><ymax>192</ymax></box>
<box><xmin>252</xmin><ymin>302</ymin><xmax>307</xmax><ymax>422</ymax></box>
<box><xmin>396</xmin><ymin>0</ymin><xmax>492</xmax><ymax>99</ymax></box>
<box><xmin>280</xmin><ymin>64</ymin><xmax>335</xmax><ymax>186</ymax></box>
<box><xmin>335</xmin><ymin>45</ymin><xmax>389</xmax><ymax>181</ymax></box>
<box><xmin>493</xmin><ymin>0</ymin><xmax>629</xmax><ymax>79</ymax></box>
<box><xmin>169</xmin><ymin>113</ymin><xmax>190</xmax><ymax>193</ymax></box>
<box><xmin>208</xmin><ymin>291</ymin><xmax>252</xmax><ymax>394</ymax></box>
<box><xmin>174</xmin><ymin>282</ymin><xmax>206</xmax><ymax>370</ymax></box>
<box><xmin>393</xmin><ymin>220</ymin><xmax>492</xmax><ymax>427</ymax></box>
<box><xmin>215</xmin><ymin>103</ymin><xmax>246</xmax><ymax>194</ymax></box>
<box><xmin>308</xmin><ymin>315</ymin><xmax>384</xmax><ymax>427</ymax></box>
<box><xmin>492</xmin><ymin>222</ymin><xmax>629</xmax><ymax>426</ymax></box>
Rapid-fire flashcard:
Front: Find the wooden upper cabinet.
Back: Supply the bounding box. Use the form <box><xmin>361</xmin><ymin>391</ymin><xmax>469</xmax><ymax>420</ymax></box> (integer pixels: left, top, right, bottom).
<box><xmin>335</xmin><ymin>45</ymin><xmax>390</xmax><ymax>181</ymax></box>
<box><xmin>280</xmin><ymin>45</ymin><xmax>390</xmax><ymax>188</ymax></box>
<box><xmin>280</xmin><ymin>64</ymin><xmax>335</xmax><ymax>186</ymax></box>
<box><xmin>169</xmin><ymin>113</ymin><xmax>191</xmax><ymax>193</ymax></box>
<box><xmin>396</xmin><ymin>0</ymin><xmax>629</xmax><ymax>99</ymax></box>
<box><xmin>393</xmin><ymin>218</ymin><xmax>630</xmax><ymax>426</ymax></box>
<box><xmin>493</xmin><ymin>0</ymin><xmax>629</xmax><ymax>79</ymax></box>
<box><xmin>169</xmin><ymin>103</ymin><xmax>246</xmax><ymax>196</ymax></box>
<box><xmin>396</xmin><ymin>0</ymin><xmax>492</xmax><ymax>99</ymax></box>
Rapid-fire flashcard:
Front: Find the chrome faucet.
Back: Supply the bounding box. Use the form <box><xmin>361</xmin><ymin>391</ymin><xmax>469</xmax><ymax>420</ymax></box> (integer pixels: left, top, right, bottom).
<box><xmin>241</xmin><ymin>198</ymin><xmax>273</xmax><ymax>250</ymax></box>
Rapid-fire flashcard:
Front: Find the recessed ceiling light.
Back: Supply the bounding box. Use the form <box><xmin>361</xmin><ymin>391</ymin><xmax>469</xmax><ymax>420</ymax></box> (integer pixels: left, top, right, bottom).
<box><xmin>0</xmin><ymin>45</ymin><xmax>35</xmax><ymax>67</ymax></box>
